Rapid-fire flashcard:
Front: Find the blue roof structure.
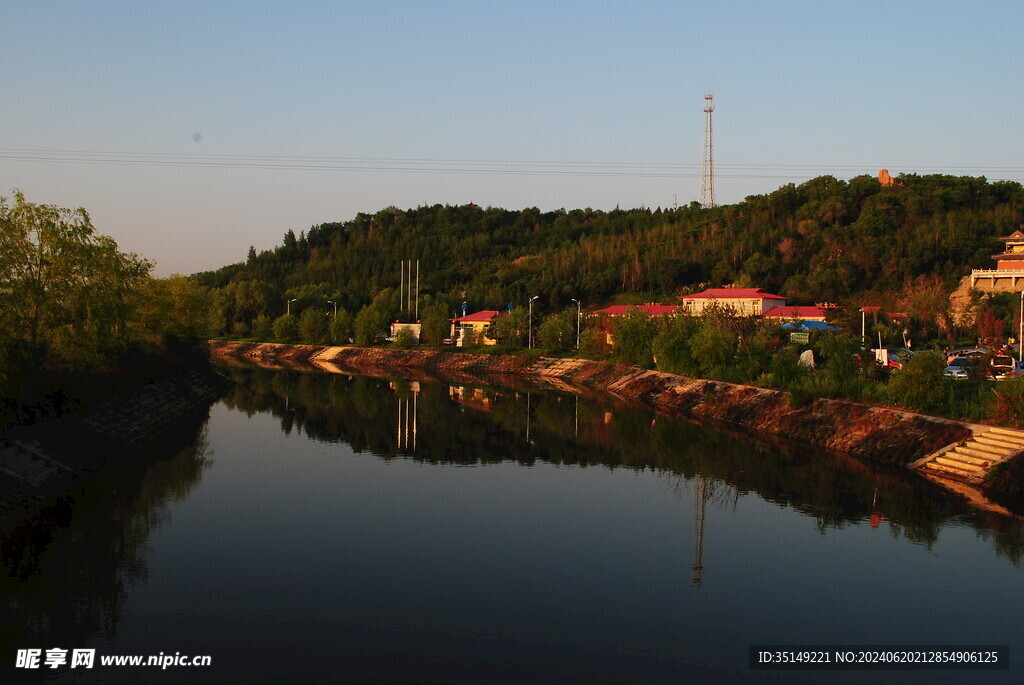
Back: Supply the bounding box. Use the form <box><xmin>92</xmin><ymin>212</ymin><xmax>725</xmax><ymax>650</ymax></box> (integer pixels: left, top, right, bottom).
<box><xmin>778</xmin><ymin>320</ymin><xmax>840</xmax><ymax>332</ymax></box>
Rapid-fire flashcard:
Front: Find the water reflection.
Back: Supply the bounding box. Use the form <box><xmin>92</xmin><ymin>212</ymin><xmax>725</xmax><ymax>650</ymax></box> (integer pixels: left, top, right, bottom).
<box><xmin>3</xmin><ymin>364</ymin><xmax>1023</xmax><ymax>684</ymax></box>
<box><xmin>0</xmin><ymin>412</ymin><xmax>213</xmax><ymax>664</ymax></box>
<box><xmin>217</xmin><ymin>364</ymin><xmax>1024</xmax><ymax>565</ymax></box>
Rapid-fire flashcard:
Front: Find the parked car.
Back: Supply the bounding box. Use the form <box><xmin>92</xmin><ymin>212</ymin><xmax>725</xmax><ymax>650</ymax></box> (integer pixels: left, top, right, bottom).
<box><xmin>944</xmin><ymin>364</ymin><xmax>970</xmax><ymax>380</ymax></box>
<box><xmin>874</xmin><ymin>348</ymin><xmax>914</xmax><ymax>370</ymax></box>
<box><xmin>946</xmin><ymin>348</ymin><xmax>987</xmax><ymax>364</ymax></box>
<box><xmin>943</xmin><ymin>355</ymin><xmax>975</xmax><ymax>380</ymax></box>
<box><xmin>989</xmin><ymin>355</ymin><xmax>1019</xmax><ymax>381</ymax></box>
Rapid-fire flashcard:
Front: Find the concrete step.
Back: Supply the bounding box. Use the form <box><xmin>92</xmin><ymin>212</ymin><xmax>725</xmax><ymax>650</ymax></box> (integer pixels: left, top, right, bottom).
<box><xmin>986</xmin><ymin>427</ymin><xmax>1024</xmax><ymax>441</ymax></box>
<box><xmin>946</xmin><ymin>449</ymin><xmax>996</xmax><ymax>467</ymax></box>
<box><xmin>936</xmin><ymin>456</ymin><xmax>986</xmax><ymax>472</ymax></box>
<box><xmin>955</xmin><ymin>444</ymin><xmax>1013</xmax><ymax>461</ymax></box>
<box><xmin>924</xmin><ymin>461</ymin><xmax>980</xmax><ymax>480</ymax></box>
<box><xmin>925</xmin><ymin>462</ymin><xmax>978</xmax><ymax>479</ymax></box>
<box><xmin>974</xmin><ymin>435</ymin><xmax>1024</xmax><ymax>451</ymax></box>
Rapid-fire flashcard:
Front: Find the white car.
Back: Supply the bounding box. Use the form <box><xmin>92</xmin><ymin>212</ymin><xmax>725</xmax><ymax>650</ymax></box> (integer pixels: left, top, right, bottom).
<box><xmin>943</xmin><ymin>365</ymin><xmax>969</xmax><ymax>380</ymax></box>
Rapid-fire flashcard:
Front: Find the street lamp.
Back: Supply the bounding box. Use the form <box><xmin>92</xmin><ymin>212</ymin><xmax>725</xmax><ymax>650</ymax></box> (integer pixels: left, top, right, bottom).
<box><xmin>528</xmin><ymin>295</ymin><xmax>539</xmax><ymax>348</ymax></box>
<box><xmin>571</xmin><ymin>298</ymin><xmax>581</xmax><ymax>349</ymax></box>
<box><xmin>287</xmin><ymin>298</ymin><xmax>298</xmax><ymax>316</ymax></box>
<box><xmin>1019</xmin><ymin>291</ymin><xmax>1023</xmax><ymax>363</ymax></box>
<box><xmin>327</xmin><ymin>300</ymin><xmax>337</xmax><ymax>317</ymax></box>
<box><xmin>859</xmin><ymin>307</ymin><xmax>866</xmax><ymax>349</ymax></box>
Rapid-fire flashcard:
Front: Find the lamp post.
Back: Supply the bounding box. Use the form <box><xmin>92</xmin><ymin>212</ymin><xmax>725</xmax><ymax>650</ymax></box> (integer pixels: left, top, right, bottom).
<box><xmin>327</xmin><ymin>300</ymin><xmax>337</xmax><ymax>317</ymax></box>
<box><xmin>528</xmin><ymin>295</ymin><xmax>539</xmax><ymax>348</ymax></box>
<box><xmin>287</xmin><ymin>298</ymin><xmax>298</xmax><ymax>316</ymax></box>
<box><xmin>860</xmin><ymin>307</ymin><xmax>866</xmax><ymax>349</ymax></box>
<box><xmin>571</xmin><ymin>298</ymin><xmax>581</xmax><ymax>349</ymax></box>
<box><xmin>1019</xmin><ymin>291</ymin><xmax>1023</xmax><ymax>363</ymax></box>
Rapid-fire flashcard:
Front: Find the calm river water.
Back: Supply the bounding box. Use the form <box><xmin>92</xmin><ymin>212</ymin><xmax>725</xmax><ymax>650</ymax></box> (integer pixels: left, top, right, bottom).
<box><xmin>3</xmin><ymin>364</ymin><xmax>1024</xmax><ymax>684</ymax></box>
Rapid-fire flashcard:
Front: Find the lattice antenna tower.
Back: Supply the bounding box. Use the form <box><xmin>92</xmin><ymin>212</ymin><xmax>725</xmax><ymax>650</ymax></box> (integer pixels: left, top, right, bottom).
<box><xmin>699</xmin><ymin>93</ymin><xmax>716</xmax><ymax>208</ymax></box>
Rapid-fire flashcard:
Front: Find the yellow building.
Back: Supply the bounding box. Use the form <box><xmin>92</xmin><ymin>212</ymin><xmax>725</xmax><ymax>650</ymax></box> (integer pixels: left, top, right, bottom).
<box><xmin>452</xmin><ymin>310</ymin><xmax>501</xmax><ymax>346</ymax></box>
<box><xmin>680</xmin><ymin>288</ymin><xmax>787</xmax><ymax>317</ymax></box>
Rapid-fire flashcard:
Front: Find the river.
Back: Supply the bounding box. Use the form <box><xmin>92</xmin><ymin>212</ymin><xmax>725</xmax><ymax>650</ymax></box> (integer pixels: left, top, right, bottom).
<box><xmin>2</xmin><ymin>363</ymin><xmax>1023</xmax><ymax>684</ymax></box>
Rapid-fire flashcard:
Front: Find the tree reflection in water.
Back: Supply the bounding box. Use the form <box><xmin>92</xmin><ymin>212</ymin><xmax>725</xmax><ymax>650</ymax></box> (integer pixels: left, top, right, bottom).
<box><xmin>218</xmin><ymin>364</ymin><xmax>1024</xmax><ymax>565</ymax></box>
<box><xmin>0</xmin><ymin>414</ymin><xmax>213</xmax><ymax>656</ymax></box>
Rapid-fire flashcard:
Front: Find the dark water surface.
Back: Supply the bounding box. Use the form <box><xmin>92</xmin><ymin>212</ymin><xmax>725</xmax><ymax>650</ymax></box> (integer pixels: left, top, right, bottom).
<box><xmin>3</xmin><ymin>364</ymin><xmax>1024</xmax><ymax>684</ymax></box>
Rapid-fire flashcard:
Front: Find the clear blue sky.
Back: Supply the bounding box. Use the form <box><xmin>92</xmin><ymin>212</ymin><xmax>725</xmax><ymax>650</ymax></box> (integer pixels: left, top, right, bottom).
<box><xmin>2</xmin><ymin>1</ymin><xmax>1022</xmax><ymax>275</ymax></box>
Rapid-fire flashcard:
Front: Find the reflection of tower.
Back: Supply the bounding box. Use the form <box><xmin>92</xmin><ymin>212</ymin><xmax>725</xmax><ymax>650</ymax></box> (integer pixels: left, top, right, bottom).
<box><xmin>699</xmin><ymin>93</ymin><xmax>716</xmax><ymax>208</ymax></box>
<box><xmin>526</xmin><ymin>393</ymin><xmax>534</xmax><ymax>446</ymax></box>
<box><xmin>396</xmin><ymin>386</ymin><xmax>418</xmax><ymax>451</ymax></box>
<box><xmin>692</xmin><ymin>475</ymin><xmax>709</xmax><ymax>586</ymax></box>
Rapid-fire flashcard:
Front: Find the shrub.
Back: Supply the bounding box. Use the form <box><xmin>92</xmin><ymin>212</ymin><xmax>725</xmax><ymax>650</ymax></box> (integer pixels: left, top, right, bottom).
<box><xmin>886</xmin><ymin>351</ymin><xmax>947</xmax><ymax>413</ymax></box>
<box><xmin>272</xmin><ymin>313</ymin><xmax>298</xmax><ymax>341</ymax></box>
<box><xmin>613</xmin><ymin>309</ymin><xmax>657</xmax><ymax>367</ymax></box>
<box><xmin>394</xmin><ymin>328</ymin><xmax>416</xmax><ymax>349</ymax></box>
<box><xmin>537</xmin><ymin>310</ymin><xmax>576</xmax><ymax>351</ymax></box>
<box><xmin>329</xmin><ymin>310</ymin><xmax>354</xmax><ymax>345</ymax></box>
<box><xmin>299</xmin><ymin>307</ymin><xmax>328</xmax><ymax>342</ymax></box>
<box><xmin>252</xmin><ymin>314</ymin><xmax>273</xmax><ymax>341</ymax></box>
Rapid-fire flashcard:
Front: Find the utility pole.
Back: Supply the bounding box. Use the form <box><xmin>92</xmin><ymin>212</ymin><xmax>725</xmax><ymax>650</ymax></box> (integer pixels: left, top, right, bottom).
<box><xmin>693</xmin><ymin>475</ymin><xmax>708</xmax><ymax>586</ymax></box>
<box><xmin>699</xmin><ymin>93</ymin><xmax>716</xmax><ymax>208</ymax></box>
<box><xmin>571</xmin><ymin>298</ymin><xmax>581</xmax><ymax>349</ymax></box>
<box><xmin>529</xmin><ymin>296</ymin><xmax>539</xmax><ymax>348</ymax></box>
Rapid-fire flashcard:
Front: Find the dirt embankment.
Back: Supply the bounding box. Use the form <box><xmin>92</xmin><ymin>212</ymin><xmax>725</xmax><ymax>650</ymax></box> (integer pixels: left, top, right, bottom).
<box><xmin>209</xmin><ymin>341</ymin><xmax>972</xmax><ymax>466</ymax></box>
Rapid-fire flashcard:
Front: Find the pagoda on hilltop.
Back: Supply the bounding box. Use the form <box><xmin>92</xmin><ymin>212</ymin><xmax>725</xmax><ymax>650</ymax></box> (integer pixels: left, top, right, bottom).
<box><xmin>971</xmin><ymin>227</ymin><xmax>1024</xmax><ymax>288</ymax></box>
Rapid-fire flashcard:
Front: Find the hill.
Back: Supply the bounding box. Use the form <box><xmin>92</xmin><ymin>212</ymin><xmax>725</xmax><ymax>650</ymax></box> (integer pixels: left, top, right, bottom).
<box><xmin>193</xmin><ymin>173</ymin><xmax>1024</xmax><ymax>336</ymax></box>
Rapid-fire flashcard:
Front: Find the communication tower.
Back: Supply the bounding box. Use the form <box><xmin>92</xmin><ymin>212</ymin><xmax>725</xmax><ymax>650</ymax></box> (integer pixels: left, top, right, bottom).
<box><xmin>699</xmin><ymin>93</ymin><xmax>716</xmax><ymax>208</ymax></box>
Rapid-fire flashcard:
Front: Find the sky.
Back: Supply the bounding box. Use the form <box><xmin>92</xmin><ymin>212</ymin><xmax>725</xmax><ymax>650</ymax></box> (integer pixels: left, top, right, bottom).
<box><xmin>2</xmin><ymin>0</ymin><xmax>1023</xmax><ymax>276</ymax></box>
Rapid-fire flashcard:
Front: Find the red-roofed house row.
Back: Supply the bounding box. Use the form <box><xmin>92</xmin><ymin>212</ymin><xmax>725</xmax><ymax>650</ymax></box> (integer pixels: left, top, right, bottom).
<box><xmin>589</xmin><ymin>289</ymin><xmax>830</xmax><ymax>323</ymax></box>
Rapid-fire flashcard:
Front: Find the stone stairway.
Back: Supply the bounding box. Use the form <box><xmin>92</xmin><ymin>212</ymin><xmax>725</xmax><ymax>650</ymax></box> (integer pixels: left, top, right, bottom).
<box><xmin>913</xmin><ymin>427</ymin><xmax>1024</xmax><ymax>484</ymax></box>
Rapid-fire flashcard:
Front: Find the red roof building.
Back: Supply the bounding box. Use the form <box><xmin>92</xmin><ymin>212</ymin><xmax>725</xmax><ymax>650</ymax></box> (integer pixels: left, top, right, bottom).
<box><xmin>451</xmin><ymin>310</ymin><xmax>502</xmax><ymax>347</ymax></box>
<box><xmin>680</xmin><ymin>288</ymin><xmax>787</xmax><ymax>317</ymax></box>
<box><xmin>762</xmin><ymin>305</ymin><xmax>827</xmax><ymax>322</ymax></box>
<box><xmin>590</xmin><ymin>304</ymin><xmax>682</xmax><ymax>317</ymax></box>
<box><xmin>452</xmin><ymin>310</ymin><xmax>501</xmax><ymax>323</ymax></box>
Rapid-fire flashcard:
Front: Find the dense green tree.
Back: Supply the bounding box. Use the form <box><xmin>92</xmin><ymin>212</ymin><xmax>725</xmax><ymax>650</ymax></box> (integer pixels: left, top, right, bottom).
<box><xmin>0</xmin><ymin>190</ymin><xmax>152</xmax><ymax>351</ymax></box>
<box><xmin>690</xmin><ymin>308</ymin><xmax>737</xmax><ymax>376</ymax></box>
<box><xmin>419</xmin><ymin>303</ymin><xmax>451</xmax><ymax>346</ymax></box>
<box><xmin>0</xmin><ymin>192</ymin><xmax>208</xmax><ymax>428</ymax></box>
<box><xmin>299</xmin><ymin>306</ymin><xmax>328</xmax><ymax>342</ymax></box>
<box><xmin>537</xmin><ymin>310</ymin><xmax>576</xmax><ymax>351</ymax></box>
<box><xmin>354</xmin><ymin>305</ymin><xmax>387</xmax><ymax>345</ymax></box>
<box><xmin>329</xmin><ymin>309</ymin><xmax>354</xmax><ymax>345</ymax></box>
<box><xmin>886</xmin><ymin>351</ymin><xmax>947</xmax><ymax>412</ymax></box>
<box><xmin>394</xmin><ymin>328</ymin><xmax>416</xmax><ymax>348</ymax></box>
<box><xmin>652</xmin><ymin>314</ymin><xmax>699</xmax><ymax>375</ymax></box>
<box><xmin>490</xmin><ymin>309</ymin><xmax>527</xmax><ymax>347</ymax></box>
<box><xmin>252</xmin><ymin>314</ymin><xmax>273</xmax><ymax>341</ymax></box>
<box><xmin>613</xmin><ymin>309</ymin><xmax>657</xmax><ymax>367</ymax></box>
<box><xmin>272</xmin><ymin>313</ymin><xmax>299</xmax><ymax>341</ymax></box>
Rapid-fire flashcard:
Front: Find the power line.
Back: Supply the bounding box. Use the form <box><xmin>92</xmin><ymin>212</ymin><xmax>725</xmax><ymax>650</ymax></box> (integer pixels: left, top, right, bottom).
<box><xmin>3</xmin><ymin>147</ymin><xmax>1024</xmax><ymax>182</ymax></box>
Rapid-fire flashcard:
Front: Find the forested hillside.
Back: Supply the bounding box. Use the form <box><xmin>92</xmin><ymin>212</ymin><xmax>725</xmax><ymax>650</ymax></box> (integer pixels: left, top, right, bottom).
<box><xmin>194</xmin><ymin>174</ymin><xmax>1024</xmax><ymax>335</ymax></box>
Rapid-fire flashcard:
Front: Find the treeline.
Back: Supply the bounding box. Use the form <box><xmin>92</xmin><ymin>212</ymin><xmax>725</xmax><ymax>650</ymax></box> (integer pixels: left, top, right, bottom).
<box><xmin>0</xmin><ymin>192</ymin><xmax>209</xmax><ymax>427</ymax></box>
<box><xmin>193</xmin><ymin>173</ymin><xmax>1024</xmax><ymax>341</ymax></box>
